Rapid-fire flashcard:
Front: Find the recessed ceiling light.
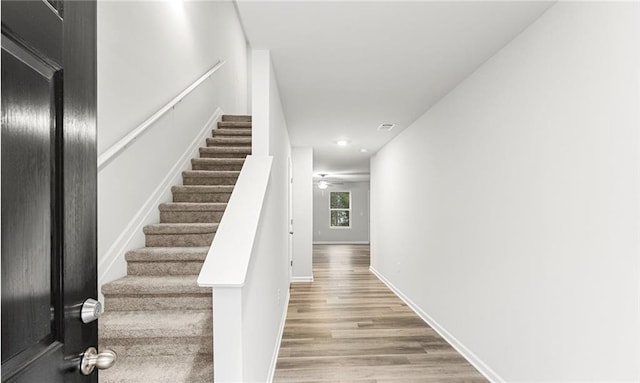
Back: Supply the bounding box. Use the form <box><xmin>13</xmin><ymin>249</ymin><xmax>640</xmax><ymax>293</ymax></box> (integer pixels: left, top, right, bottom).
<box><xmin>336</xmin><ymin>139</ymin><xmax>350</xmax><ymax>146</ymax></box>
<box><xmin>360</xmin><ymin>148</ymin><xmax>368</xmax><ymax>153</ymax></box>
<box><xmin>377</xmin><ymin>123</ymin><xmax>395</xmax><ymax>132</ymax></box>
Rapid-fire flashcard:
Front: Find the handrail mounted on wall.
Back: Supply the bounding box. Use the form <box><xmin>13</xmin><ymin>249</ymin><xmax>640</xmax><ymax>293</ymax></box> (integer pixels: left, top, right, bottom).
<box><xmin>97</xmin><ymin>60</ymin><xmax>226</xmax><ymax>170</ymax></box>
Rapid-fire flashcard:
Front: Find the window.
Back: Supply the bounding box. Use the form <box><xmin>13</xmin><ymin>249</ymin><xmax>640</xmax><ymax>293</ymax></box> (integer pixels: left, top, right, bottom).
<box><xmin>330</xmin><ymin>191</ymin><xmax>351</xmax><ymax>228</ymax></box>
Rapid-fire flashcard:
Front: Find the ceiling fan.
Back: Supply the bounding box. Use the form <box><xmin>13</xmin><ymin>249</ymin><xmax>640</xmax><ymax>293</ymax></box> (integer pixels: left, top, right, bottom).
<box><xmin>315</xmin><ymin>174</ymin><xmax>344</xmax><ymax>190</ymax></box>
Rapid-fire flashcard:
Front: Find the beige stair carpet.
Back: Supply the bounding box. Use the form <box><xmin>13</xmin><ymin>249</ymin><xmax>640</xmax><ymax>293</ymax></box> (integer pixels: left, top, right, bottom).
<box><xmin>99</xmin><ymin>115</ymin><xmax>251</xmax><ymax>383</ymax></box>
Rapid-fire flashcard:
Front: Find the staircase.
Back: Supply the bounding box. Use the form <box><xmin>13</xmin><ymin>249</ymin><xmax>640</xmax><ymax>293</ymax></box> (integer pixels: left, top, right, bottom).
<box><xmin>99</xmin><ymin>115</ymin><xmax>252</xmax><ymax>383</ymax></box>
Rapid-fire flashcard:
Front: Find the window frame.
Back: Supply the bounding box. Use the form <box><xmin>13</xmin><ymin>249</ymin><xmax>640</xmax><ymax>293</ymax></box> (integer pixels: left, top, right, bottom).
<box><xmin>329</xmin><ymin>190</ymin><xmax>351</xmax><ymax>229</ymax></box>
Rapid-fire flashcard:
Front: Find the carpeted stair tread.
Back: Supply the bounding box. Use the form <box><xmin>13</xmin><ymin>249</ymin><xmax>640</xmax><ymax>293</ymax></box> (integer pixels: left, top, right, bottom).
<box><xmin>102</xmin><ymin>275</ymin><xmax>209</xmax><ymax>296</ymax></box>
<box><xmin>159</xmin><ymin>202</ymin><xmax>227</xmax><ymax>212</ymax></box>
<box><xmin>206</xmin><ymin>136</ymin><xmax>251</xmax><ymax>146</ymax></box>
<box><xmin>126</xmin><ymin>247</ymin><xmax>209</xmax><ymax>262</ymax></box>
<box><xmin>199</xmin><ymin>146</ymin><xmax>251</xmax><ymax>158</ymax></box>
<box><xmin>213</xmin><ymin>128</ymin><xmax>251</xmax><ymax>136</ymax></box>
<box><xmin>143</xmin><ymin>223</ymin><xmax>218</xmax><ymax>235</ymax></box>
<box><xmin>100</xmin><ymin>310</ymin><xmax>212</xmax><ymax>339</ymax></box>
<box><xmin>221</xmin><ymin>114</ymin><xmax>251</xmax><ymax>122</ymax></box>
<box><xmin>217</xmin><ymin>121</ymin><xmax>251</xmax><ymax>128</ymax></box>
<box><xmin>99</xmin><ymin>354</ymin><xmax>213</xmax><ymax>383</ymax></box>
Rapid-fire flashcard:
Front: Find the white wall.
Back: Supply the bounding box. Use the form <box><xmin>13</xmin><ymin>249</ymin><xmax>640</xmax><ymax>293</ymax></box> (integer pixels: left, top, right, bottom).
<box><xmin>314</xmin><ymin>182</ymin><xmax>370</xmax><ymax>244</ymax></box>
<box><xmin>98</xmin><ymin>1</ymin><xmax>247</xmax><ymax>153</ymax></box>
<box><xmin>371</xmin><ymin>2</ymin><xmax>640</xmax><ymax>381</ymax></box>
<box><xmin>97</xmin><ymin>1</ymin><xmax>248</xmax><ymax>287</ymax></box>
<box><xmin>241</xmin><ymin>50</ymin><xmax>292</xmax><ymax>382</ymax></box>
<box><xmin>292</xmin><ymin>147</ymin><xmax>313</xmax><ymax>281</ymax></box>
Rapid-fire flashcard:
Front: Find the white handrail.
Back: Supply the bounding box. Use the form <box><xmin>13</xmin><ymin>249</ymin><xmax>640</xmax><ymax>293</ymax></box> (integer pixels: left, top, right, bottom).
<box><xmin>97</xmin><ymin>60</ymin><xmax>227</xmax><ymax>170</ymax></box>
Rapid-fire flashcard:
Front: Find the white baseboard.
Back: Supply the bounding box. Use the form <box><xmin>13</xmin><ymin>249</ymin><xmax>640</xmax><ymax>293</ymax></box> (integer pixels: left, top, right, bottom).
<box><xmin>313</xmin><ymin>241</ymin><xmax>370</xmax><ymax>245</ymax></box>
<box><xmin>291</xmin><ymin>276</ymin><xmax>314</xmax><ymax>283</ymax></box>
<box><xmin>369</xmin><ymin>266</ymin><xmax>503</xmax><ymax>383</ymax></box>
<box><xmin>98</xmin><ymin>107</ymin><xmax>223</xmax><ymax>292</ymax></box>
<box><xmin>267</xmin><ymin>289</ymin><xmax>290</xmax><ymax>383</ymax></box>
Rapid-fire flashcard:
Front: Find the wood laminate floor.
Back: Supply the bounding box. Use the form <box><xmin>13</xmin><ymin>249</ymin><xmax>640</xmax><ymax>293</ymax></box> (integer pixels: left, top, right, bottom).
<box><xmin>274</xmin><ymin>244</ymin><xmax>487</xmax><ymax>383</ymax></box>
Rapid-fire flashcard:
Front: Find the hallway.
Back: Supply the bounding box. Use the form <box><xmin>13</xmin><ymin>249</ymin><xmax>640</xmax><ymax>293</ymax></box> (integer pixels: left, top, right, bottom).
<box><xmin>274</xmin><ymin>245</ymin><xmax>487</xmax><ymax>382</ymax></box>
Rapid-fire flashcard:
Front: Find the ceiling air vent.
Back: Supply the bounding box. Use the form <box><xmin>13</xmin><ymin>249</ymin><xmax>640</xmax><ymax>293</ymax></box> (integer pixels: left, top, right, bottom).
<box><xmin>377</xmin><ymin>123</ymin><xmax>395</xmax><ymax>132</ymax></box>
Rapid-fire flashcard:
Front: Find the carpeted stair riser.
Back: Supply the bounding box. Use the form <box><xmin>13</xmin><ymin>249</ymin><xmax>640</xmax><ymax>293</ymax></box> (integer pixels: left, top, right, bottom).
<box><xmin>217</xmin><ymin>121</ymin><xmax>252</xmax><ymax>129</ymax></box>
<box><xmin>213</xmin><ymin>128</ymin><xmax>251</xmax><ymax>136</ymax></box>
<box><xmin>182</xmin><ymin>170</ymin><xmax>239</xmax><ymax>186</ymax></box>
<box><xmin>125</xmin><ymin>246</ymin><xmax>209</xmax><ymax>276</ymax></box>
<box><xmin>172</xmin><ymin>192</ymin><xmax>231</xmax><ymax>203</ymax></box>
<box><xmin>191</xmin><ymin>158</ymin><xmax>245</xmax><ymax>171</ymax></box>
<box><xmin>145</xmin><ymin>233</ymin><xmax>214</xmax><ymax>247</ymax></box>
<box><xmin>143</xmin><ymin>223</ymin><xmax>217</xmax><ymax>247</ymax></box>
<box><xmin>101</xmin><ymin>275</ymin><xmax>209</xmax><ymax>296</ymax></box>
<box><xmin>143</xmin><ymin>223</ymin><xmax>218</xmax><ymax>235</ymax></box>
<box><xmin>159</xmin><ymin>202</ymin><xmax>227</xmax><ymax>223</ymax></box>
<box><xmin>125</xmin><ymin>247</ymin><xmax>208</xmax><ymax>275</ymax></box>
<box><xmin>221</xmin><ymin>114</ymin><xmax>251</xmax><ymax>122</ymax></box>
<box><xmin>125</xmin><ymin>247</ymin><xmax>209</xmax><ymax>262</ymax></box>
<box><xmin>128</xmin><ymin>261</ymin><xmax>205</xmax><ymax>276</ymax></box>
<box><xmin>105</xmin><ymin>294</ymin><xmax>210</xmax><ymax>311</ymax></box>
<box><xmin>206</xmin><ymin>136</ymin><xmax>251</xmax><ymax>146</ymax></box>
<box><xmin>102</xmin><ymin>275</ymin><xmax>211</xmax><ymax>311</ymax></box>
<box><xmin>102</xmin><ymin>336</ymin><xmax>212</xmax><ymax>358</ymax></box>
<box><xmin>172</xmin><ymin>185</ymin><xmax>233</xmax><ymax>203</ymax></box>
<box><xmin>99</xmin><ymin>354</ymin><xmax>213</xmax><ymax>383</ymax></box>
<box><xmin>199</xmin><ymin>146</ymin><xmax>251</xmax><ymax>158</ymax></box>
<box><xmin>100</xmin><ymin>310</ymin><xmax>212</xmax><ymax>356</ymax></box>
<box><xmin>192</xmin><ymin>163</ymin><xmax>242</xmax><ymax>171</ymax></box>
<box><xmin>160</xmin><ymin>210</ymin><xmax>225</xmax><ymax>224</ymax></box>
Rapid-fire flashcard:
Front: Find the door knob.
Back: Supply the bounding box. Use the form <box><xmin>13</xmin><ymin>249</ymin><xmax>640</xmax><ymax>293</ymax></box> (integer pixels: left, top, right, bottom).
<box><xmin>80</xmin><ymin>347</ymin><xmax>117</xmax><ymax>375</ymax></box>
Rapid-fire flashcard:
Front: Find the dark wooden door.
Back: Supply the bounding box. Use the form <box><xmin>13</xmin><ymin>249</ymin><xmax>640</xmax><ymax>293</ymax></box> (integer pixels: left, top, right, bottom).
<box><xmin>1</xmin><ymin>1</ymin><xmax>97</xmax><ymax>382</ymax></box>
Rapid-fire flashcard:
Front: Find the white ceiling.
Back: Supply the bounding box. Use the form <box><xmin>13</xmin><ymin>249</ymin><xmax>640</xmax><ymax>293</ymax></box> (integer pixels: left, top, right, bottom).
<box><xmin>236</xmin><ymin>0</ymin><xmax>554</xmax><ymax>181</ymax></box>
